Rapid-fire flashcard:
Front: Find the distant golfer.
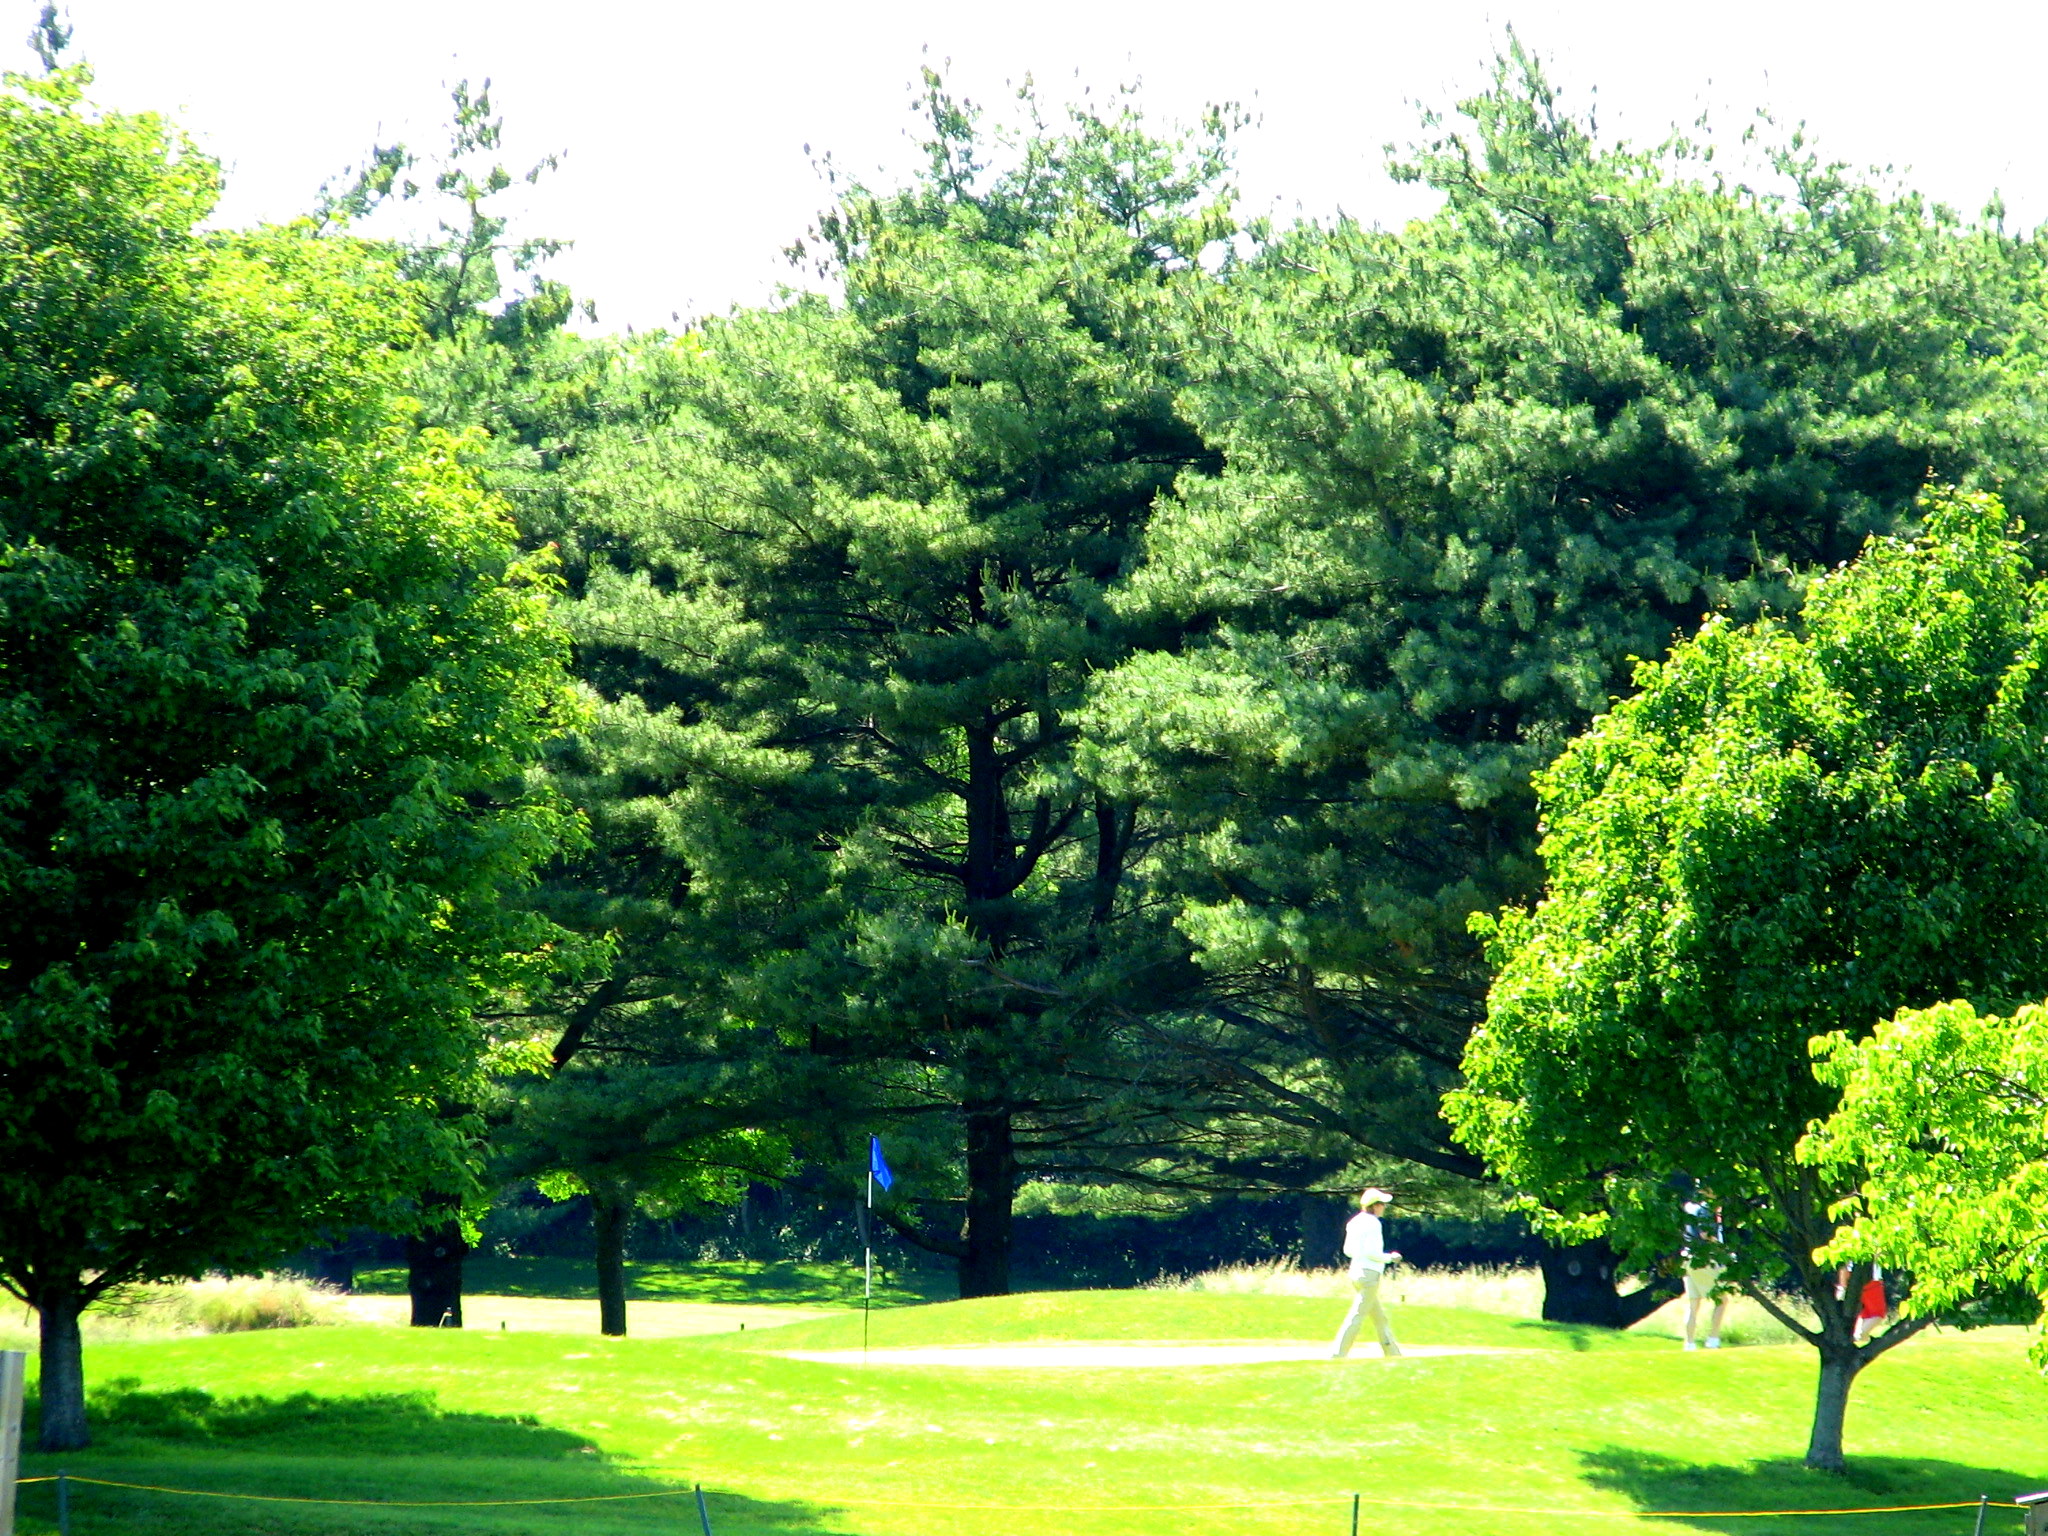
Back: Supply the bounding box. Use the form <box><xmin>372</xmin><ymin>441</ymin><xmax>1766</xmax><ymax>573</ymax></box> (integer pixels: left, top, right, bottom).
<box><xmin>1835</xmin><ymin>1262</ymin><xmax>1889</xmax><ymax>1344</ymax></box>
<box><xmin>1331</xmin><ymin>1187</ymin><xmax>1403</xmax><ymax>1359</ymax></box>
<box><xmin>1681</xmin><ymin>1199</ymin><xmax>1729</xmax><ymax>1351</ymax></box>
<box><xmin>1855</xmin><ymin>1264</ymin><xmax>1888</xmax><ymax>1344</ymax></box>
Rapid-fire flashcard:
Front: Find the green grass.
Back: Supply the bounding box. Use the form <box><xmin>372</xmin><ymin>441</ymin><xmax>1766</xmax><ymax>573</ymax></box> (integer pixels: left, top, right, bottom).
<box><xmin>14</xmin><ymin>1289</ymin><xmax>2048</xmax><ymax>1536</ymax></box>
<box><xmin>742</xmin><ymin>1287</ymin><xmax>1645</xmax><ymax>1351</ymax></box>
<box><xmin>351</xmin><ymin>1256</ymin><xmax>949</xmax><ymax>1308</ymax></box>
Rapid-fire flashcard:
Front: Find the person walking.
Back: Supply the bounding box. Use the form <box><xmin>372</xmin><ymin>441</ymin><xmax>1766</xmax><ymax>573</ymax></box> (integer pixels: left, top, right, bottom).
<box><xmin>1331</xmin><ymin>1188</ymin><xmax>1403</xmax><ymax>1359</ymax></box>
<box><xmin>1681</xmin><ymin>1199</ymin><xmax>1729</xmax><ymax>1350</ymax></box>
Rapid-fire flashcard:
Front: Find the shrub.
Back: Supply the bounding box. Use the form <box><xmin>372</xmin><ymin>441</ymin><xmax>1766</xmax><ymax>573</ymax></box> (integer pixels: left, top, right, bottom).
<box><xmin>178</xmin><ymin>1274</ymin><xmax>344</xmax><ymax>1332</ymax></box>
<box><xmin>89</xmin><ymin>1273</ymin><xmax>345</xmax><ymax>1336</ymax></box>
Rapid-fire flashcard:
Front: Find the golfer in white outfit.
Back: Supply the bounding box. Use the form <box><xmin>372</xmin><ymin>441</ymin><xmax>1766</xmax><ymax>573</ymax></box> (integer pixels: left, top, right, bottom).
<box><xmin>1331</xmin><ymin>1187</ymin><xmax>1403</xmax><ymax>1359</ymax></box>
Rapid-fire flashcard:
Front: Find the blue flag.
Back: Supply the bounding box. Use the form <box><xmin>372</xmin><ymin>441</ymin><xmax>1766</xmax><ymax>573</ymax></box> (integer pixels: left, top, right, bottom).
<box><xmin>869</xmin><ymin>1135</ymin><xmax>894</xmax><ymax>1192</ymax></box>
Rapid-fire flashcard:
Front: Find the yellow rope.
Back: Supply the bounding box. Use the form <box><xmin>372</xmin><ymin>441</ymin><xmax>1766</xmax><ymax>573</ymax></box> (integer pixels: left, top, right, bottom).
<box><xmin>14</xmin><ymin>1476</ymin><xmax>1990</xmax><ymax>1518</ymax></box>
<box><xmin>784</xmin><ymin>1490</ymin><xmax>1986</xmax><ymax>1517</ymax></box>
<box><xmin>34</xmin><ymin>1476</ymin><xmax>702</xmax><ymax>1508</ymax></box>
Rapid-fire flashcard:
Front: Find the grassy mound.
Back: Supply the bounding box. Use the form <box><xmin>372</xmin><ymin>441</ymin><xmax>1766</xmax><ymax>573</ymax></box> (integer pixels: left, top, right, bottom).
<box><xmin>11</xmin><ymin>1289</ymin><xmax>2046</xmax><ymax>1536</ymax></box>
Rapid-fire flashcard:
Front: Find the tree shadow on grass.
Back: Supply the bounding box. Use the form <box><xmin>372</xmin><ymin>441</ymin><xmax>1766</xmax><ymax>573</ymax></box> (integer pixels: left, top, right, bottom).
<box><xmin>82</xmin><ymin>1375</ymin><xmax>597</xmax><ymax>1456</ymax></box>
<box><xmin>17</xmin><ymin>1383</ymin><xmax>868</xmax><ymax>1534</ymax></box>
<box><xmin>1507</xmin><ymin>1319</ymin><xmax>1599</xmax><ymax>1351</ymax></box>
<box><xmin>350</xmin><ymin>1257</ymin><xmax>948</xmax><ymax>1307</ymax></box>
<box><xmin>1579</xmin><ymin>1447</ymin><xmax>2043</xmax><ymax>1535</ymax></box>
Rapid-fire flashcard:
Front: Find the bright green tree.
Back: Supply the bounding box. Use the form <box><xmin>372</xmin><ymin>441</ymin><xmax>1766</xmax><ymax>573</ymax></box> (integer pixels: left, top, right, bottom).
<box><xmin>0</xmin><ymin>68</ymin><xmax>579</xmax><ymax>1448</ymax></box>
<box><xmin>1447</xmin><ymin>490</ymin><xmax>2048</xmax><ymax>1470</ymax></box>
<box><xmin>1801</xmin><ymin>999</ymin><xmax>2048</xmax><ymax>1350</ymax></box>
<box><xmin>1081</xmin><ymin>42</ymin><xmax>2048</xmax><ymax>1316</ymax></box>
<box><xmin>557</xmin><ymin>77</ymin><xmax>1235</xmax><ymax>1295</ymax></box>
<box><xmin>313</xmin><ymin>80</ymin><xmax>626</xmax><ymax>1323</ymax></box>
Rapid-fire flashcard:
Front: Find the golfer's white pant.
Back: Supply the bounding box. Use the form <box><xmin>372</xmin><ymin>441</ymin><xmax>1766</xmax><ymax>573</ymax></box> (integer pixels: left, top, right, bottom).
<box><xmin>1683</xmin><ymin>1266</ymin><xmax>1728</xmax><ymax>1344</ymax></box>
<box><xmin>1333</xmin><ymin>1270</ymin><xmax>1400</xmax><ymax>1357</ymax></box>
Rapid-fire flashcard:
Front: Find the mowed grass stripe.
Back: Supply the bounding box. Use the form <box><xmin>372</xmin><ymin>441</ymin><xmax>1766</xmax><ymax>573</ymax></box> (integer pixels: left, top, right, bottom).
<box><xmin>12</xmin><ymin>1290</ymin><xmax>2046</xmax><ymax>1536</ymax></box>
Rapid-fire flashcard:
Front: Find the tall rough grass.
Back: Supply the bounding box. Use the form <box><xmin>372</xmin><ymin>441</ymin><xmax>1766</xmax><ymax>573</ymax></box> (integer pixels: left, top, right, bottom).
<box><xmin>0</xmin><ymin>1273</ymin><xmax>344</xmax><ymax>1350</ymax></box>
<box><xmin>1151</xmin><ymin>1259</ymin><xmax>1810</xmax><ymax>1344</ymax></box>
<box><xmin>174</xmin><ymin>1273</ymin><xmax>346</xmax><ymax>1332</ymax></box>
<box><xmin>1151</xmin><ymin>1259</ymin><xmax>1544</xmax><ymax>1314</ymax></box>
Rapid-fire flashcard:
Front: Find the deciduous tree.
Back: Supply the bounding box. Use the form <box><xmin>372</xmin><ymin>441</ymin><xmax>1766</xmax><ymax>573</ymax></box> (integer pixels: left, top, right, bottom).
<box><xmin>1802</xmin><ymin>999</ymin><xmax>2048</xmax><ymax>1350</ymax></box>
<box><xmin>1448</xmin><ymin>490</ymin><xmax>2048</xmax><ymax>1470</ymax></box>
<box><xmin>0</xmin><ymin>68</ymin><xmax>578</xmax><ymax>1447</ymax></box>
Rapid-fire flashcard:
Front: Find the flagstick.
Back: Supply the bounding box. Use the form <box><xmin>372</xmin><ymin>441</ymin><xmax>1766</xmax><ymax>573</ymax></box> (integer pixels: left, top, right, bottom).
<box><xmin>863</xmin><ymin>1165</ymin><xmax>873</xmax><ymax>1360</ymax></box>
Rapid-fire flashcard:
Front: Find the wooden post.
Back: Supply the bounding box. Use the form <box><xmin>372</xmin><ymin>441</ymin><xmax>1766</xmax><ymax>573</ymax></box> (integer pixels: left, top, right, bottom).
<box><xmin>0</xmin><ymin>1350</ymin><xmax>23</xmax><ymax>1536</ymax></box>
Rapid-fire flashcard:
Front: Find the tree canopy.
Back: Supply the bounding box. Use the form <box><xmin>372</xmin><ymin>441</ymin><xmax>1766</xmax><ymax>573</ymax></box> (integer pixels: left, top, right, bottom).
<box><xmin>1074</xmin><ymin>43</ymin><xmax>2048</xmax><ymax>1317</ymax></box>
<box><xmin>1803</xmin><ymin>998</ymin><xmax>2048</xmax><ymax>1352</ymax></box>
<box><xmin>542</xmin><ymin>77</ymin><xmax>1240</xmax><ymax>1296</ymax></box>
<box><xmin>0</xmin><ymin>66</ymin><xmax>579</xmax><ymax>1447</ymax></box>
<box><xmin>1448</xmin><ymin>490</ymin><xmax>2048</xmax><ymax>1469</ymax></box>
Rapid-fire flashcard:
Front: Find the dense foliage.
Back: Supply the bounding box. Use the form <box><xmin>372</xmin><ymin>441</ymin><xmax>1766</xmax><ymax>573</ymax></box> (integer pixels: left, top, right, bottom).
<box><xmin>1804</xmin><ymin>998</ymin><xmax>2048</xmax><ymax>1347</ymax></box>
<box><xmin>29</xmin><ymin>26</ymin><xmax>2048</xmax><ymax>1471</ymax></box>
<box><xmin>1083</xmin><ymin>42</ymin><xmax>2048</xmax><ymax>1213</ymax></box>
<box><xmin>537</xmin><ymin>79</ymin><xmax>1238</xmax><ymax>1297</ymax></box>
<box><xmin>1448</xmin><ymin>491</ymin><xmax>2048</xmax><ymax>1468</ymax></box>
<box><xmin>0</xmin><ymin>67</ymin><xmax>579</xmax><ymax>1446</ymax></box>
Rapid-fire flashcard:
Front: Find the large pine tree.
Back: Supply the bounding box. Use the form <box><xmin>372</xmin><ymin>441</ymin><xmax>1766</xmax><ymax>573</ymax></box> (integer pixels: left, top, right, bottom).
<box><xmin>556</xmin><ymin>79</ymin><xmax>1237</xmax><ymax>1295</ymax></box>
<box><xmin>1080</xmin><ymin>42</ymin><xmax>2048</xmax><ymax>1308</ymax></box>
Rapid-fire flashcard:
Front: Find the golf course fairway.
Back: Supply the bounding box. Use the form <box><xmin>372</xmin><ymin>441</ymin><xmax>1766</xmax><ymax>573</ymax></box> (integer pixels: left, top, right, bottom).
<box><xmin>11</xmin><ymin>1289</ymin><xmax>2046</xmax><ymax>1535</ymax></box>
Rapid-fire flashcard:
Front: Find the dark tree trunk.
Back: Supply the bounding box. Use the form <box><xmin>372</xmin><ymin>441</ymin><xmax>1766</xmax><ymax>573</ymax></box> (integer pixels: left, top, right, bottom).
<box><xmin>950</xmin><ymin>704</ymin><xmax>1042</xmax><ymax>1301</ymax></box>
<box><xmin>307</xmin><ymin>1248</ymin><xmax>355</xmax><ymax>1293</ymax></box>
<box><xmin>1539</xmin><ymin>1237</ymin><xmax>1675</xmax><ymax>1327</ymax></box>
<box><xmin>407</xmin><ymin>1218</ymin><xmax>468</xmax><ymax>1327</ymax></box>
<box><xmin>958</xmin><ymin>1101</ymin><xmax>1015</xmax><ymax>1299</ymax></box>
<box><xmin>1298</xmin><ymin>1192</ymin><xmax>1347</xmax><ymax>1269</ymax></box>
<box><xmin>36</xmin><ymin>1282</ymin><xmax>88</xmax><ymax>1452</ymax></box>
<box><xmin>1806</xmin><ymin>1344</ymin><xmax>1861</xmax><ymax>1473</ymax></box>
<box><xmin>593</xmin><ymin>1190</ymin><xmax>630</xmax><ymax>1338</ymax></box>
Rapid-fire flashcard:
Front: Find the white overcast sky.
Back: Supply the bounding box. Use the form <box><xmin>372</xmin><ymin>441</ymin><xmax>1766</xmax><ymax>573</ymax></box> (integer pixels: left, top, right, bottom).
<box><xmin>27</xmin><ymin>0</ymin><xmax>2046</xmax><ymax>331</ymax></box>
